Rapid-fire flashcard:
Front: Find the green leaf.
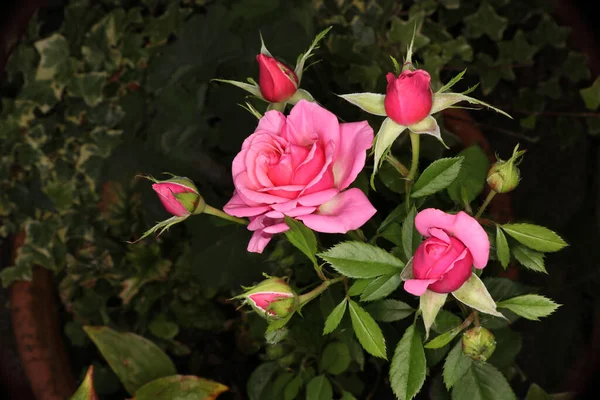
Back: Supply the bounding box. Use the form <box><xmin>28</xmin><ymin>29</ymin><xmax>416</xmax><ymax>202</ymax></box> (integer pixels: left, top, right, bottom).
<box><xmin>463</xmin><ymin>1</ymin><xmax>508</xmax><ymax>41</ymax></box>
<box><xmin>248</xmin><ymin>362</ymin><xmax>278</xmax><ymax>400</ymax></box>
<box><xmin>495</xmin><ymin>225</ymin><xmax>510</xmax><ymax>269</ymax></box>
<box><xmin>402</xmin><ymin>206</ymin><xmax>420</xmax><ymax>259</ymax></box>
<box><xmin>431</xmin><ymin>92</ymin><xmax>511</xmax><ymax>118</ymax></box>
<box><xmin>365</xmin><ymin>299</ymin><xmax>414</xmax><ymax>322</ymax></box>
<box><xmin>320</xmin><ymin>342</ymin><xmax>351</xmax><ymax>375</ymax></box>
<box><xmin>411</xmin><ymin>157</ymin><xmax>463</xmax><ymax>198</ymax></box>
<box><xmin>212</xmin><ymin>79</ymin><xmax>263</xmax><ymax>98</ymax></box>
<box><xmin>389</xmin><ymin>324</ymin><xmax>427</xmax><ymax>400</ymax></box>
<box><xmin>443</xmin><ymin>341</ymin><xmax>473</xmax><ymax>390</ymax></box>
<box><xmin>424</xmin><ymin>327</ymin><xmax>461</xmax><ymax>350</ymax></box>
<box><xmin>83</xmin><ymin>326</ymin><xmax>176</xmax><ymax>395</ymax></box>
<box><xmin>580</xmin><ymin>77</ymin><xmax>600</xmax><ymax>110</ymax></box>
<box><xmin>420</xmin><ymin>291</ymin><xmax>447</xmax><ymax>340</ymax></box>
<box><xmin>487</xmin><ymin>328</ymin><xmax>522</xmax><ymax>370</ymax></box>
<box><xmin>149</xmin><ymin>315</ymin><xmax>179</xmax><ymax>340</ymax></box>
<box><xmin>34</xmin><ymin>33</ymin><xmax>70</xmax><ymax>81</ymax></box>
<box><xmin>360</xmin><ymin>273</ymin><xmax>402</xmax><ymax>302</ymax></box>
<box><xmin>452</xmin><ymin>362</ymin><xmax>516</xmax><ymax>400</ymax></box>
<box><xmin>497</xmin><ymin>295</ymin><xmax>560</xmax><ymax>321</ymax></box>
<box><xmin>69</xmin><ymin>72</ymin><xmax>108</xmax><ymax>107</ymax></box>
<box><xmin>284</xmin><ymin>217</ymin><xmax>318</xmax><ymax>266</ymax></box>
<box><xmin>318</xmin><ymin>242</ymin><xmax>404</xmax><ymax>279</ymax></box>
<box><xmin>512</xmin><ymin>245</ymin><xmax>546</xmax><ymax>273</ymax></box>
<box><xmin>305</xmin><ymin>375</ymin><xmax>333</xmax><ymax>400</ymax></box>
<box><xmin>341</xmin><ymin>392</ymin><xmax>358</xmax><ymax>400</ymax></box>
<box><xmin>134</xmin><ymin>375</ymin><xmax>229</xmax><ymax>400</ymax></box>
<box><xmin>452</xmin><ymin>274</ymin><xmax>506</xmax><ymax>319</ymax></box>
<box><xmin>408</xmin><ymin>116</ymin><xmax>445</xmax><ymax>146</ymax></box>
<box><xmin>432</xmin><ymin>310</ymin><xmax>462</xmax><ymax>334</ymax></box>
<box><xmin>338</xmin><ymin>93</ymin><xmax>386</xmax><ymax>116</ymax></box>
<box><xmin>69</xmin><ymin>366</ymin><xmax>97</xmax><ymax>400</ymax></box>
<box><xmin>347</xmin><ymin>279</ymin><xmax>371</xmax><ymax>296</ymax></box>
<box><xmin>323</xmin><ymin>299</ymin><xmax>347</xmax><ymax>335</ymax></box>
<box><xmin>283</xmin><ymin>375</ymin><xmax>303</xmax><ymax>400</ymax></box>
<box><xmin>387</xmin><ymin>16</ymin><xmax>430</xmax><ymax>52</ymax></box>
<box><xmin>437</xmin><ymin>69</ymin><xmax>467</xmax><ymax>94</ymax></box>
<box><xmin>501</xmin><ymin>223</ymin><xmax>567</xmax><ymax>253</ymax></box>
<box><xmin>295</xmin><ymin>26</ymin><xmax>332</xmax><ymax>82</ymax></box>
<box><xmin>498</xmin><ymin>30</ymin><xmax>538</xmax><ymax>63</ymax></box>
<box><xmin>348</xmin><ymin>300</ymin><xmax>387</xmax><ymax>359</ymax></box>
<box><xmin>372</xmin><ymin>117</ymin><xmax>407</xmax><ymax>182</ymax></box>
<box><xmin>446</xmin><ymin>146</ymin><xmax>490</xmax><ymax>204</ymax></box>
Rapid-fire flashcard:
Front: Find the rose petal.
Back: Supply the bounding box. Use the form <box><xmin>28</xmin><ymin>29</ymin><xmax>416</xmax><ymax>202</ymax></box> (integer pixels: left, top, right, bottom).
<box><xmin>332</xmin><ymin>121</ymin><xmax>374</xmax><ymax>190</ymax></box>
<box><xmin>296</xmin><ymin>188</ymin><xmax>376</xmax><ymax>233</ymax></box>
<box><xmin>223</xmin><ymin>192</ymin><xmax>271</xmax><ymax>217</ymax></box>
<box><xmin>297</xmin><ymin>188</ymin><xmax>339</xmax><ymax>207</ymax></box>
<box><xmin>247</xmin><ymin>229</ymin><xmax>272</xmax><ymax>253</ymax></box>
<box><xmin>415</xmin><ymin>209</ymin><xmax>490</xmax><ymax>269</ymax></box>
<box><xmin>263</xmin><ymin>223</ymin><xmax>290</xmax><ymax>234</ymax></box>
<box><xmin>404</xmin><ymin>279</ymin><xmax>438</xmax><ymax>296</ymax></box>
<box><xmin>284</xmin><ymin>100</ymin><xmax>340</xmax><ymax>148</ymax></box>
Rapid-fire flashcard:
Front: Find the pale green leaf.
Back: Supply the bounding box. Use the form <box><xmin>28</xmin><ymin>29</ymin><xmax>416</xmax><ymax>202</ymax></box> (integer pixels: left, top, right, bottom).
<box><xmin>348</xmin><ymin>300</ymin><xmax>387</xmax><ymax>359</ymax></box>
<box><xmin>408</xmin><ymin>116</ymin><xmax>446</xmax><ymax>146</ymax></box>
<box><xmin>420</xmin><ymin>290</ymin><xmax>447</xmax><ymax>340</ymax></box>
<box><xmin>373</xmin><ymin>117</ymin><xmax>407</xmax><ymax>182</ymax></box>
<box><xmin>580</xmin><ymin>77</ymin><xmax>600</xmax><ymax>110</ymax></box>
<box><xmin>212</xmin><ymin>78</ymin><xmax>263</xmax><ymax>98</ymax></box>
<box><xmin>323</xmin><ymin>299</ymin><xmax>347</xmax><ymax>335</ymax></box>
<box><xmin>497</xmin><ymin>294</ymin><xmax>560</xmax><ymax>321</ymax></box>
<box><xmin>452</xmin><ymin>274</ymin><xmax>506</xmax><ymax>319</ymax></box>
<box><xmin>338</xmin><ymin>93</ymin><xmax>386</xmax><ymax>116</ymax></box>
<box><xmin>389</xmin><ymin>324</ymin><xmax>426</xmax><ymax>400</ymax></box>
<box><xmin>69</xmin><ymin>366</ymin><xmax>97</xmax><ymax>400</ymax></box>
<box><xmin>512</xmin><ymin>245</ymin><xmax>546</xmax><ymax>273</ymax></box>
<box><xmin>431</xmin><ymin>92</ymin><xmax>511</xmax><ymax>118</ymax></box>
<box><xmin>318</xmin><ymin>242</ymin><xmax>404</xmax><ymax>279</ymax></box>
<box><xmin>501</xmin><ymin>223</ymin><xmax>567</xmax><ymax>253</ymax></box>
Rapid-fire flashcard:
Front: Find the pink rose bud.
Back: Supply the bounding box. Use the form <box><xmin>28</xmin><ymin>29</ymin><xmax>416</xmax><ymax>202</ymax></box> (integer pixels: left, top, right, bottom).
<box><xmin>404</xmin><ymin>209</ymin><xmax>490</xmax><ymax>296</ymax></box>
<box><xmin>256</xmin><ymin>54</ymin><xmax>299</xmax><ymax>103</ymax></box>
<box><xmin>384</xmin><ymin>70</ymin><xmax>433</xmax><ymax>126</ymax></box>
<box><xmin>152</xmin><ymin>176</ymin><xmax>205</xmax><ymax>217</ymax></box>
<box><xmin>236</xmin><ymin>277</ymin><xmax>297</xmax><ymax>320</ymax></box>
<box><xmin>462</xmin><ymin>327</ymin><xmax>496</xmax><ymax>362</ymax></box>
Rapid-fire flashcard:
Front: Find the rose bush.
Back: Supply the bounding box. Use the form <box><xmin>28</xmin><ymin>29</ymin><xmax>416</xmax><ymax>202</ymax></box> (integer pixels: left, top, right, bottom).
<box><xmin>404</xmin><ymin>208</ymin><xmax>490</xmax><ymax>295</ymax></box>
<box><xmin>223</xmin><ymin>99</ymin><xmax>376</xmax><ymax>253</ymax></box>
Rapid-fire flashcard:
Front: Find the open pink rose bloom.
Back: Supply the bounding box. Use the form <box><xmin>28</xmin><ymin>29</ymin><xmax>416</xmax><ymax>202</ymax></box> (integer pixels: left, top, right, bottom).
<box><xmin>404</xmin><ymin>209</ymin><xmax>490</xmax><ymax>296</ymax></box>
<box><xmin>224</xmin><ymin>100</ymin><xmax>377</xmax><ymax>253</ymax></box>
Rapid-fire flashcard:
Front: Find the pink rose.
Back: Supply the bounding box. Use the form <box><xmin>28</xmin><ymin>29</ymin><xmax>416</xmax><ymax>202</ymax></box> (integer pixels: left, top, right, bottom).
<box><xmin>404</xmin><ymin>209</ymin><xmax>490</xmax><ymax>296</ymax></box>
<box><xmin>384</xmin><ymin>70</ymin><xmax>433</xmax><ymax>126</ymax></box>
<box><xmin>256</xmin><ymin>54</ymin><xmax>299</xmax><ymax>103</ymax></box>
<box><xmin>224</xmin><ymin>100</ymin><xmax>377</xmax><ymax>253</ymax></box>
<box><xmin>152</xmin><ymin>177</ymin><xmax>202</xmax><ymax>217</ymax></box>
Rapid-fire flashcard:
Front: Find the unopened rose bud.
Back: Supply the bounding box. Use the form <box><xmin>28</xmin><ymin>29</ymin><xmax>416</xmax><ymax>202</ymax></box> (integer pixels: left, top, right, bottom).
<box><xmin>236</xmin><ymin>277</ymin><xmax>298</xmax><ymax>320</ymax></box>
<box><xmin>256</xmin><ymin>54</ymin><xmax>298</xmax><ymax>103</ymax></box>
<box><xmin>384</xmin><ymin>69</ymin><xmax>433</xmax><ymax>126</ymax></box>
<box><xmin>462</xmin><ymin>327</ymin><xmax>496</xmax><ymax>362</ymax></box>
<box><xmin>487</xmin><ymin>144</ymin><xmax>526</xmax><ymax>193</ymax></box>
<box><xmin>152</xmin><ymin>176</ymin><xmax>205</xmax><ymax>217</ymax></box>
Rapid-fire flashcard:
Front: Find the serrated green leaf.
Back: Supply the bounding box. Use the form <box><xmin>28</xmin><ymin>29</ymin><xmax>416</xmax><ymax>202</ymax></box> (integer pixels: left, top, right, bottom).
<box><xmin>432</xmin><ymin>310</ymin><xmax>462</xmax><ymax>334</ymax></box>
<box><xmin>295</xmin><ymin>26</ymin><xmax>332</xmax><ymax>82</ymax></box>
<box><xmin>443</xmin><ymin>341</ymin><xmax>473</xmax><ymax>389</ymax></box>
<box><xmin>452</xmin><ymin>274</ymin><xmax>506</xmax><ymax>319</ymax></box>
<box><xmin>389</xmin><ymin>324</ymin><xmax>426</xmax><ymax>400</ymax></box>
<box><xmin>452</xmin><ymin>362</ymin><xmax>516</xmax><ymax>400</ymax></box>
<box><xmin>284</xmin><ymin>217</ymin><xmax>318</xmax><ymax>266</ymax></box>
<box><xmin>347</xmin><ymin>279</ymin><xmax>371</xmax><ymax>296</ymax></box>
<box><xmin>411</xmin><ymin>157</ymin><xmax>463</xmax><ymax>197</ymax></box>
<box><xmin>501</xmin><ymin>223</ymin><xmax>567</xmax><ymax>253</ymax></box>
<box><xmin>402</xmin><ymin>206</ymin><xmax>420</xmax><ymax>260</ymax></box>
<box><xmin>338</xmin><ymin>93</ymin><xmax>386</xmax><ymax>116</ymax></box>
<box><xmin>83</xmin><ymin>326</ymin><xmax>176</xmax><ymax>395</ymax></box>
<box><xmin>305</xmin><ymin>375</ymin><xmax>333</xmax><ymax>400</ymax></box>
<box><xmin>323</xmin><ymin>299</ymin><xmax>347</xmax><ymax>335</ymax></box>
<box><xmin>318</xmin><ymin>242</ymin><xmax>404</xmax><ymax>279</ymax></box>
<box><xmin>497</xmin><ymin>294</ymin><xmax>560</xmax><ymax>321</ymax></box>
<box><xmin>348</xmin><ymin>300</ymin><xmax>387</xmax><ymax>359</ymax></box>
<box><xmin>420</xmin><ymin>291</ymin><xmax>447</xmax><ymax>340</ymax></box>
<box><xmin>134</xmin><ymin>375</ymin><xmax>228</xmax><ymax>400</ymax></box>
<box><xmin>365</xmin><ymin>300</ymin><xmax>414</xmax><ymax>322</ymax></box>
<box><xmin>446</xmin><ymin>145</ymin><xmax>490</xmax><ymax>204</ymax></box>
<box><xmin>360</xmin><ymin>273</ymin><xmax>402</xmax><ymax>302</ymax></box>
<box><xmin>320</xmin><ymin>342</ymin><xmax>351</xmax><ymax>375</ymax></box>
<box><xmin>496</xmin><ymin>225</ymin><xmax>510</xmax><ymax>269</ymax></box>
<box><xmin>424</xmin><ymin>326</ymin><xmax>461</xmax><ymax>350</ymax></box>
<box><xmin>437</xmin><ymin>69</ymin><xmax>466</xmax><ymax>94</ymax></box>
<box><xmin>372</xmin><ymin>118</ymin><xmax>407</xmax><ymax>183</ymax></box>
<box><xmin>512</xmin><ymin>245</ymin><xmax>546</xmax><ymax>273</ymax></box>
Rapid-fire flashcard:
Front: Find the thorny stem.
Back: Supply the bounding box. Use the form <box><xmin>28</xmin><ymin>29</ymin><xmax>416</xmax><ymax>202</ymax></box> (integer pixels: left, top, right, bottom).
<box><xmin>474</xmin><ymin>190</ymin><xmax>497</xmax><ymax>219</ymax></box>
<box><xmin>203</xmin><ymin>205</ymin><xmax>248</xmax><ymax>225</ymax></box>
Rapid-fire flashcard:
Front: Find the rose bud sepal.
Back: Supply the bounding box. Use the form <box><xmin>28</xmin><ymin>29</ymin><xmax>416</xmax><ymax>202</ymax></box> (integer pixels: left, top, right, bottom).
<box><xmin>234</xmin><ymin>277</ymin><xmax>298</xmax><ymax>321</ymax></box>
<box><xmin>462</xmin><ymin>326</ymin><xmax>497</xmax><ymax>362</ymax></box>
<box><xmin>487</xmin><ymin>144</ymin><xmax>526</xmax><ymax>193</ymax></box>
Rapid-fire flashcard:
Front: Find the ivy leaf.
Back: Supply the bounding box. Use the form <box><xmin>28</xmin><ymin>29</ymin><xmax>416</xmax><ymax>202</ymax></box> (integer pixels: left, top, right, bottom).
<box><xmin>443</xmin><ymin>341</ymin><xmax>473</xmax><ymax>390</ymax></box>
<box><xmin>580</xmin><ymin>77</ymin><xmax>600</xmax><ymax>110</ymax></box>
<box><xmin>284</xmin><ymin>217</ymin><xmax>318</xmax><ymax>266</ymax></box>
<box><xmin>446</xmin><ymin>146</ymin><xmax>490</xmax><ymax>205</ymax></box>
<box><xmin>411</xmin><ymin>157</ymin><xmax>463</xmax><ymax>198</ymax></box>
<box><xmin>512</xmin><ymin>245</ymin><xmax>546</xmax><ymax>273</ymax></box>
<box><xmin>501</xmin><ymin>223</ymin><xmax>567</xmax><ymax>253</ymax></box>
<box><xmin>365</xmin><ymin>299</ymin><xmax>415</xmax><ymax>322</ymax></box>
<box><xmin>323</xmin><ymin>299</ymin><xmax>347</xmax><ymax>335</ymax></box>
<box><xmin>348</xmin><ymin>300</ymin><xmax>387</xmax><ymax>359</ymax></box>
<box><xmin>69</xmin><ymin>72</ymin><xmax>108</xmax><ymax>107</ymax></box>
<box><xmin>463</xmin><ymin>2</ymin><xmax>508</xmax><ymax>40</ymax></box>
<box><xmin>360</xmin><ymin>273</ymin><xmax>402</xmax><ymax>302</ymax></box>
<box><xmin>562</xmin><ymin>52</ymin><xmax>590</xmax><ymax>83</ymax></box>
<box><xmin>318</xmin><ymin>242</ymin><xmax>404</xmax><ymax>279</ymax></box>
<box><xmin>498</xmin><ymin>30</ymin><xmax>537</xmax><ymax>63</ymax></box>
<box><xmin>305</xmin><ymin>375</ymin><xmax>333</xmax><ymax>400</ymax></box>
<box><xmin>387</xmin><ymin>16</ymin><xmax>430</xmax><ymax>51</ymax></box>
<box><xmin>527</xmin><ymin>14</ymin><xmax>570</xmax><ymax>48</ymax></box>
<box><xmin>389</xmin><ymin>324</ymin><xmax>427</xmax><ymax>400</ymax></box>
<box><xmin>495</xmin><ymin>225</ymin><xmax>510</xmax><ymax>269</ymax></box>
<box><xmin>497</xmin><ymin>295</ymin><xmax>560</xmax><ymax>321</ymax></box>
<box><xmin>452</xmin><ymin>362</ymin><xmax>516</xmax><ymax>400</ymax></box>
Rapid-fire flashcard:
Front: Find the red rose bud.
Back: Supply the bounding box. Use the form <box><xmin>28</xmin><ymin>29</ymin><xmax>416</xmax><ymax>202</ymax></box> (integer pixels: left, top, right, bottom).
<box><xmin>462</xmin><ymin>327</ymin><xmax>496</xmax><ymax>362</ymax></box>
<box><xmin>152</xmin><ymin>176</ymin><xmax>205</xmax><ymax>217</ymax></box>
<box><xmin>256</xmin><ymin>54</ymin><xmax>299</xmax><ymax>103</ymax></box>
<box><xmin>237</xmin><ymin>277</ymin><xmax>297</xmax><ymax>320</ymax></box>
<box><xmin>487</xmin><ymin>144</ymin><xmax>526</xmax><ymax>193</ymax></box>
<box><xmin>384</xmin><ymin>70</ymin><xmax>433</xmax><ymax>126</ymax></box>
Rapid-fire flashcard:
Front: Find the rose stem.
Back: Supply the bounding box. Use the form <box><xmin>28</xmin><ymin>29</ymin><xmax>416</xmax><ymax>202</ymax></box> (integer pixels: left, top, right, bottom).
<box><xmin>297</xmin><ymin>276</ymin><xmax>344</xmax><ymax>305</ymax></box>
<box><xmin>203</xmin><ymin>205</ymin><xmax>249</xmax><ymax>225</ymax></box>
<box><xmin>474</xmin><ymin>190</ymin><xmax>497</xmax><ymax>219</ymax></box>
<box><xmin>405</xmin><ymin>132</ymin><xmax>421</xmax><ymax>211</ymax></box>
<box><xmin>386</xmin><ymin>153</ymin><xmax>409</xmax><ymax>176</ymax></box>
